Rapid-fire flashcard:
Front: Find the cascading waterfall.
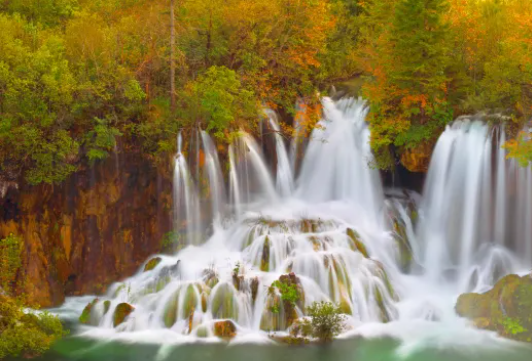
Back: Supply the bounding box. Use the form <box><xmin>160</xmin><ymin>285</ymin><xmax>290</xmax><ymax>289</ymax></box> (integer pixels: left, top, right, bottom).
<box><xmin>415</xmin><ymin>118</ymin><xmax>532</xmax><ymax>294</ymax></box>
<box><xmin>68</xmin><ymin>100</ymin><xmax>532</xmax><ymax>351</ymax></box>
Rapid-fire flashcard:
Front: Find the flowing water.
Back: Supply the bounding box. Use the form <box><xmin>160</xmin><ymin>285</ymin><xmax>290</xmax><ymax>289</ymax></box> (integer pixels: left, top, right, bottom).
<box><xmin>33</xmin><ymin>99</ymin><xmax>532</xmax><ymax>360</ymax></box>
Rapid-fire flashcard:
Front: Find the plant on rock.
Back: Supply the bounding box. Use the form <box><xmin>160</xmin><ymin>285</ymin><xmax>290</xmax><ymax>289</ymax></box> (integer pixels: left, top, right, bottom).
<box><xmin>306</xmin><ymin>301</ymin><xmax>345</xmax><ymax>343</ymax></box>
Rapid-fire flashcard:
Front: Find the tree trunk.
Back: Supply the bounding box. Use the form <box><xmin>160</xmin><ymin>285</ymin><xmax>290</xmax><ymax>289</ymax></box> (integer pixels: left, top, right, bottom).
<box><xmin>170</xmin><ymin>0</ymin><xmax>176</xmax><ymax>112</ymax></box>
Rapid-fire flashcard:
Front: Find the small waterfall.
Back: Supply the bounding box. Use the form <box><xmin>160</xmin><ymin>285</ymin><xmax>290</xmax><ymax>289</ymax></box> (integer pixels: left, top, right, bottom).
<box><xmin>416</xmin><ymin>119</ymin><xmax>530</xmax><ymax>293</ymax></box>
<box><xmin>228</xmin><ymin>132</ymin><xmax>278</xmax><ymax>214</ymax></box>
<box><xmin>173</xmin><ymin>133</ymin><xmax>202</xmax><ymax>245</ymax></box>
<box><xmin>265</xmin><ymin>110</ymin><xmax>294</xmax><ymax>197</ymax></box>
<box><xmin>200</xmin><ymin>131</ymin><xmax>226</xmax><ymax>226</ymax></box>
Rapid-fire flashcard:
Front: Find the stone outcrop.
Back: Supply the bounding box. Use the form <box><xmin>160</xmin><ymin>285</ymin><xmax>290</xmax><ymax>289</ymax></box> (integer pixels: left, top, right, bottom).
<box><xmin>0</xmin><ymin>151</ymin><xmax>173</xmax><ymax>307</ymax></box>
<box><xmin>456</xmin><ymin>274</ymin><xmax>532</xmax><ymax>343</ymax></box>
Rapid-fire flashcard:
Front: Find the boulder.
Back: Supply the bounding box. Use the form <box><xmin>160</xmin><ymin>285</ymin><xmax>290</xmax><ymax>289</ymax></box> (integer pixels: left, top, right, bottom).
<box><xmin>143</xmin><ymin>257</ymin><xmax>162</xmax><ymax>272</ymax></box>
<box><xmin>79</xmin><ymin>298</ymin><xmax>99</xmax><ymax>325</ymax></box>
<box><xmin>456</xmin><ymin>274</ymin><xmax>532</xmax><ymax>343</ymax></box>
<box><xmin>113</xmin><ymin>303</ymin><xmax>135</xmax><ymax>327</ymax></box>
<box><xmin>213</xmin><ymin>320</ymin><xmax>237</xmax><ymax>339</ymax></box>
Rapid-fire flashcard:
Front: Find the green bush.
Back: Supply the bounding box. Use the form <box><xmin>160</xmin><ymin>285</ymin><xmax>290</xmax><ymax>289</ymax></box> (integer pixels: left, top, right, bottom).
<box><xmin>306</xmin><ymin>301</ymin><xmax>345</xmax><ymax>343</ymax></box>
<box><xmin>0</xmin><ymin>296</ymin><xmax>67</xmax><ymax>359</ymax></box>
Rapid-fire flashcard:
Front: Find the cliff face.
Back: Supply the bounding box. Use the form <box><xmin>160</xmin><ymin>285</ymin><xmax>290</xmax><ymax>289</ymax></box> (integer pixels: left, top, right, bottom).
<box><xmin>0</xmin><ymin>151</ymin><xmax>173</xmax><ymax>307</ymax></box>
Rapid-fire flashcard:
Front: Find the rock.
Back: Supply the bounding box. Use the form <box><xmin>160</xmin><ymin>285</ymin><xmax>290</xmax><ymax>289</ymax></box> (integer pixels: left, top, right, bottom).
<box><xmin>211</xmin><ymin>283</ymin><xmax>239</xmax><ymax>320</ymax></box>
<box><xmin>79</xmin><ymin>298</ymin><xmax>99</xmax><ymax>325</ymax></box>
<box><xmin>400</xmin><ymin>141</ymin><xmax>434</xmax><ymax>173</ymax></box>
<box><xmin>0</xmin><ymin>154</ymin><xmax>174</xmax><ymax>308</ymax></box>
<box><xmin>113</xmin><ymin>303</ymin><xmax>135</xmax><ymax>327</ymax></box>
<box><xmin>261</xmin><ymin>273</ymin><xmax>304</xmax><ymax>331</ymax></box>
<box><xmin>260</xmin><ymin>236</ymin><xmax>270</xmax><ymax>271</ymax></box>
<box><xmin>213</xmin><ymin>320</ymin><xmax>237</xmax><ymax>339</ymax></box>
<box><xmin>270</xmin><ymin>335</ymin><xmax>310</xmax><ymax>345</ymax></box>
<box><xmin>456</xmin><ymin>274</ymin><xmax>532</xmax><ymax>343</ymax></box>
<box><xmin>103</xmin><ymin>300</ymin><xmax>111</xmax><ymax>315</ymax></box>
<box><xmin>289</xmin><ymin>317</ymin><xmax>312</xmax><ymax>338</ymax></box>
<box><xmin>144</xmin><ymin>257</ymin><xmax>162</xmax><ymax>272</ymax></box>
<box><xmin>346</xmin><ymin>228</ymin><xmax>368</xmax><ymax>258</ymax></box>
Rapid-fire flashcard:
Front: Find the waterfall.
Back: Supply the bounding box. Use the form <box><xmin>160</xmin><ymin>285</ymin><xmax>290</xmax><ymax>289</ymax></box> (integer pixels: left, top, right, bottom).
<box><xmin>67</xmin><ymin>99</ymin><xmax>532</xmax><ymax>350</ymax></box>
<box><xmin>173</xmin><ymin>133</ymin><xmax>201</xmax><ymax>246</ymax></box>
<box><xmin>416</xmin><ymin>118</ymin><xmax>530</xmax><ymax>293</ymax></box>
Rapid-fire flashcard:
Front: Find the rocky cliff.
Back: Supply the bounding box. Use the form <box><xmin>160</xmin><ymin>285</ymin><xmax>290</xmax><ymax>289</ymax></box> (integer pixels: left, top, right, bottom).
<box><xmin>0</xmin><ymin>151</ymin><xmax>173</xmax><ymax>307</ymax></box>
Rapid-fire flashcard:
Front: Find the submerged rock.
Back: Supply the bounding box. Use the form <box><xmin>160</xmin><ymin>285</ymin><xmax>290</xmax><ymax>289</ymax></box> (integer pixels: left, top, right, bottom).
<box><xmin>143</xmin><ymin>257</ymin><xmax>162</xmax><ymax>272</ymax></box>
<box><xmin>213</xmin><ymin>320</ymin><xmax>236</xmax><ymax>339</ymax></box>
<box><xmin>456</xmin><ymin>274</ymin><xmax>532</xmax><ymax>343</ymax></box>
<box><xmin>113</xmin><ymin>303</ymin><xmax>135</xmax><ymax>327</ymax></box>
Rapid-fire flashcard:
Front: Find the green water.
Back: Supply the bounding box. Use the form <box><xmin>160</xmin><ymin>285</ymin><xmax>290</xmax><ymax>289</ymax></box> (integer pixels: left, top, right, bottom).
<box><xmin>12</xmin><ymin>336</ymin><xmax>532</xmax><ymax>361</ymax></box>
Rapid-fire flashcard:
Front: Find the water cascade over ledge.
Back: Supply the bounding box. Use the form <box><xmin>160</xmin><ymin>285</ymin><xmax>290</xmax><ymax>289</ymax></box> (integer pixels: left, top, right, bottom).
<box><xmin>64</xmin><ymin>99</ymin><xmax>532</xmax><ymax>352</ymax></box>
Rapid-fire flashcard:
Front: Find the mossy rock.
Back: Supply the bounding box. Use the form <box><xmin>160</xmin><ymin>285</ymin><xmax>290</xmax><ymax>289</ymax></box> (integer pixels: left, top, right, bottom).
<box><xmin>163</xmin><ymin>292</ymin><xmax>179</xmax><ymax>328</ymax></box>
<box><xmin>144</xmin><ymin>257</ymin><xmax>162</xmax><ymax>272</ymax></box>
<box><xmin>103</xmin><ymin>300</ymin><xmax>111</xmax><ymax>315</ymax></box>
<box><xmin>213</xmin><ymin>320</ymin><xmax>237</xmax><ymax>339</ymax></box>
<box><xmin>211</xmin><ymin>283</ymin><xmax>239</xmax><ymax>320</ymax></box>
<box><xmin>113</xmin><ymin>303</ymin><xmax>135</xmax><ymax>327</ymax></box>
<box><xmin>260</xmin><ymin>236</ymin><xmax>270</xmax><ymax>272</ymax></box>
<box><xmin>346</xmin><ymin>228</ymin><xmax>369</xmax><ymax>258</ymax></box>
<box><xmin>270</xmin><ymin>335</ymin><xmax>310</xmax><ymax>345</ymax></box>
<box><xmin>79</xmin><ymin>298</ymin><xmax>99</xmax><ymax>325</ymax></box>
<box><xmin>456</xmin><ymin>274</ymin><xmax>532</xmax><ymax>343</ymax></box>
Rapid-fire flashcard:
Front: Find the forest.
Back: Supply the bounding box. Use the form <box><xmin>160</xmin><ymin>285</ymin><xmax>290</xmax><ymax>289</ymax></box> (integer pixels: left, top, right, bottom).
<box><xmin>1</xmin><ymin>0</ymin><xmax>532</xmax><ymax>188</ymax></box>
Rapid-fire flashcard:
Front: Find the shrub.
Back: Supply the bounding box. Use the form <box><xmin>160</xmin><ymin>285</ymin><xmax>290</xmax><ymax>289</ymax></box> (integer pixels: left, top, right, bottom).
<box><xmin>0</xmin><ymin>295</ymin><xmax>67</xmax><ymax>359</ymax></box>
<box><xmin>306</xmin><ymin>301</ymin><xmax>345</xmax><ymax>343</ymax></box>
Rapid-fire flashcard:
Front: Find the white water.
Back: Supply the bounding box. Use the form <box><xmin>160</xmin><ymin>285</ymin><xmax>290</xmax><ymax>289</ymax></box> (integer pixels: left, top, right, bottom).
<box><xmin>62</xmin><ymin>100</ymin><xmax>532</xmax><ymax>354</ymax></box>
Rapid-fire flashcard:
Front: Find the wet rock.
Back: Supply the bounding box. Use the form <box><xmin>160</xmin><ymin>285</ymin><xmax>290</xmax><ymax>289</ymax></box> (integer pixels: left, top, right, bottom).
<box><xmin>400</xmin><ymin>141</ymin><xmax>434</xmax><ymax>173</ymax></box>
<box><xmin>346</xmin><ymin>228</ymin><xmax>369</xmax><ymax>258</ymax></box>
<box><xmin>456</xmin><ymin>274</ymin><xmax>532</xmax><ymax>343</ymax></box>
<box><xmin>202</xmin><ymin>266</ymin><xmax>219</xmax><ymax>289</ymax></box>
<box><xmin>270</xmin><ymin>335</ymin><xmax>310</xmax><ymax>345</ymax></box>
<box><xmin>0</xmin><ymin>154</ymin><xmax>173</xmax><ymax>307</ymax></box>
<box><xmin>289</xmin><ymin>317</ymin><xmax>312</xmax><ymax>338</ymax></box>
<box><xmin>211</xmin><ymin>283</ymin><xmax>239</xmax><ymax>320</ymax></box>
<box><xmin>213</xmin><ymin>320</ymin><xmax>237</xmax><ymax>339</ymax></box>
<box><xmin>103</xmin><ymin>300</ymin><xmax>111</xmax><ymax>315</ymax></box>
<box><xmin>113</xmin><ymin>303</ymin><xmax>135</xmax><ymax>327</ymax></box>
<box><xmin>143</xmin><ymin>257</ymin><xmax>162</xmax><ymax>272</ymax></box>
<box><xmin>260</xmin><ymin>236</ymin><xmax>270</xmax><ymax>272</ymax></box>
<box><xmin>159</xmin><ymin>260</ymin><xmax>181</xmax><ymax>279</ymax></box>
<box><xmin>79</xmin><ymin>298</ymin><xmax>99</xmax><ymax>325</ymax></box>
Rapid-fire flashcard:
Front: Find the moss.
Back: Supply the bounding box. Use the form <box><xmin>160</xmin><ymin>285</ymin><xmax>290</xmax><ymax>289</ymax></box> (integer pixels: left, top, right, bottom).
<box><xmin>143</xmin><ymin>257</ymin><xmax>162</xmax><ymax>272</ymax></box>
<box><xmin>79</xmin><ymin>298</ymin><xmax>99</xmax><ymax>325</ymax></box>
<box><xmin>113</xmin><ymin>303</ymin><xmax>135</xmax><ymax>327</ymax></box>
